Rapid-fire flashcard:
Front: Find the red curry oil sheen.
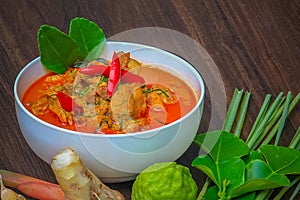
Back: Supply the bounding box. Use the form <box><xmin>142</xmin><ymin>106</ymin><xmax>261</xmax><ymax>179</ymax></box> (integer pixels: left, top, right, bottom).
<box><xmin>22</xmin><ymin>66</ymin><xmax>199</xmax><ymax>133</ymax></box>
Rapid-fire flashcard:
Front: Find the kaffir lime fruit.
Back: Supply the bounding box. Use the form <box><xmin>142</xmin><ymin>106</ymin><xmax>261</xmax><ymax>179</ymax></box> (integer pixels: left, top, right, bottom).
<box><xmin>131</xmin><ymin>162</ymin><xmax>198</xmax><ymax>200</ymax></box>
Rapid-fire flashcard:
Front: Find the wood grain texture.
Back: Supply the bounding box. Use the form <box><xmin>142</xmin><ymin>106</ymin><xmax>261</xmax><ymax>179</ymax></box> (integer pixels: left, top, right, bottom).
<box><xmin>0</xmin><ymin>0</ymin><xmax>299</xmax><ymax>199</ymax></box>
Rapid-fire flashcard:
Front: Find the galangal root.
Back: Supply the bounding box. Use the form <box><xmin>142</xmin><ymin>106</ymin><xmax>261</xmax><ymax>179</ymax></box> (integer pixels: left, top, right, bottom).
<box><xmin>0</xmin><ymin>148</ymin><xmax>124</xmax><ymax>200</ymax></box>
<box><xmin>51</xmin><ymin>148</ymin><xmax>125</xmax><ymax>200</ymax></box>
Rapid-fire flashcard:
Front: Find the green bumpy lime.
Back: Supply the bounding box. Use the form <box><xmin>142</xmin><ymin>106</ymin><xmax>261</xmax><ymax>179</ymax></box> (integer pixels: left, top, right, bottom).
<box><xmin>131</xmin><ymin>162</ymin><xmax>198</xmax><ymax>200</ymax></box>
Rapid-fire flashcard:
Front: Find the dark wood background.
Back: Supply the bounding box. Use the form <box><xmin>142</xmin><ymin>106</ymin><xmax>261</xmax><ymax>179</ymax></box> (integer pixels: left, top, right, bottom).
<box><xmin>0</xmin><ymin>0</ymin><xmax>299</xmax><ymax>199</ymax></box>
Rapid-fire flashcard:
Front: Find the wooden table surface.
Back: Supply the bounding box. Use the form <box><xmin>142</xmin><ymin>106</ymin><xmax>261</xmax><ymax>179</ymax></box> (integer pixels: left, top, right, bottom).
<box><xmin>0</xmin><ymin>0</ymin><xmax>299</xmax><ymax>199</ymax></box>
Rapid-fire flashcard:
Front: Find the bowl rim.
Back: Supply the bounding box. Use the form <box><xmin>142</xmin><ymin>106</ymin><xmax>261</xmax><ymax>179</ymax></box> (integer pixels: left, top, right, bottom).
<box><xmin>14</xmin><ymin>41</ymin><xmax>205</xmax><ymax>138</ymax></box>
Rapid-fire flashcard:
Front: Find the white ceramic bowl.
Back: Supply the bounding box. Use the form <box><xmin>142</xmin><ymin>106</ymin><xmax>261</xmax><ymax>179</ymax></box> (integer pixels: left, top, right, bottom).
<box><xmin>14</xmin><ymin>41</ymin><xmax>205</xmax><ymax>183</ymax></box>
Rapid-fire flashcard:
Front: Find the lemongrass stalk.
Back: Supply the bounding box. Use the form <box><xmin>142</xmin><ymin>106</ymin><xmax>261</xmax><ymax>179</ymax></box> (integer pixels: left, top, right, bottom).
<box><xmin>257</xmin><ymin>105</ymin><xmax>300</xmax><ymax>200</ymax></box>
<box><xmin>222</xmin><ymin>89</ymin><xmax>244</xmax><ymax>132</ymax></box>
<box><xmin>289</xmin><ymin>127</ymin><xmax>300</xmax><ymax>149</ymax></box>
<box><xmin>275</xmin><ymin>92</ymin><xmax>292</xmax><ymax>145</ymax></box>
<box><xmin>197</xmin><ymin>177</ymin><xmax>211</xmax><ymax>200</ymax></box>
<box><xmin>251</xmin><ymin>96</ymin><xmax>286</xmax><ymax>148</ymax></box>
<box><xmin>256</xmin><ymin>127</ymin><xmax>298</xmax><ymax>200</ymax></box>
<box><xmin>258</xmin><ymin>101</ymin><xmax>285</xmax><ymax>142</ymax></box>
<box><xmin>199</xmin><ymin>89</ymin><xmax>245</xmax><ymax>199</ymax></box>
<box><xmin>289</xmin><ymin>178</ymin><xmax>300</xmax><ymax>200</ymax></box>
<box><xmin>234</xmin><ymin>91</ymin><xmax>251</xmax><ymax>137</ymax></box>
<box><xmin>255</xmin><ymin>189</ymin><xmax>274</xmax><ymax>200</ymax></box>
<box><xmin>259</xmin><ymin>127</ymin><xmax>300</xmax><ymax>200</ymax></box>
<box><xmin>266</xmin><ymin>97</ymin><xmax>285</xmax><ymax>125</ymax></box>
<box><xmin>246</xmin><ymin>94</ymin><xmax>271</xmax><ymax>143</ymax></box>
<box><xmin>1</xmin><ymin>175</ymin><xmax>26</xmax><ymax>200</ymax></box>
<box><xmin>250</xmin><ymin>95</ymin><xmax>284</xmax><ymax>149</ymax></box>
<box><xmin>273</xmin><ymin>176</ymin><xmax>300</xmax><ymax>200</ymax></box>
<box><xmin>247</xmin><ymin>92</ymin><xmax>284</xmax><ymax>150</ymax></box>
<box><xmin>262</xmin><ymin>94</ymin><xmax>300</xmax><ymax>146</ymax></box>
<box><xmin>257</xmin><ymin>177</ymin><xmax>300</xmax><ymax>200</ymax></box>
<box><xmin>263</xmin><ymin>97</ymin><xmax>286</xmax><ymax>133</ymax></box>
<box><xmin>296</xmin><ymin>141</ymin><xmax>300</xmax><ymax>150</ymax></box>
<box><xmin>0</xmin><ymin>169</ymin><xmax>65</xmax><ymax>199</ymax></box>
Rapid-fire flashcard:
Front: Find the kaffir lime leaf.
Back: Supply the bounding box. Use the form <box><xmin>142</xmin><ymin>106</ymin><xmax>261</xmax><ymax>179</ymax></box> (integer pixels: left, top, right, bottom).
<box><xmin>131</xmin><ymin>162</ymin><xmax>198</xmax><ymax>200</ymax></box>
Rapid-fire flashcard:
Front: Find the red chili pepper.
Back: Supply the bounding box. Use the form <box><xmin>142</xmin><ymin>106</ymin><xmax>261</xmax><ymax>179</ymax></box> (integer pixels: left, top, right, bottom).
<box><xmin>78</xmin><ymin>65</ymin><xmax>110</xmax><ymax>76</ymax></box>
<box><xmin>107</xmin><ymin>52</ymin><xmax>121</xmax><ymax>98</ymax></box>
<box><xmin>98</xmin><ymin>128</ymin><xmax>124</xmax><ymax>134</ymax></box>
<box><xmin>78</xmin><ymin>65</ymin><xmax>145</xmax><ymax>84</ymax></box>
<box><xmin>120</xmin><ymin>69</ymin><xmax>145</xmax><ymax>84</ymax></box>
<box><xmin>56</xmin><ymin>91</ymin><xmax>84</xmax><ymax>114</ymax></box>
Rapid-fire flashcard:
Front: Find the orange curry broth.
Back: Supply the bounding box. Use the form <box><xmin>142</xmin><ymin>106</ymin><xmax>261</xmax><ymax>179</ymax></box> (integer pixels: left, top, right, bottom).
<box><xmin>22</xmin><ymin>66</ymin><xmax>198</xmax><ymax>133</ymax></box>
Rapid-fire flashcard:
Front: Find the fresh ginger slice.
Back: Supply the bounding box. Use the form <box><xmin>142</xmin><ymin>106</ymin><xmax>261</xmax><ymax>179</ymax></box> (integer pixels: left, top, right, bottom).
<box><xmin>51</xmin><ymin>148</ymin><xmax>125</xmax><ymax>200</ymax></box>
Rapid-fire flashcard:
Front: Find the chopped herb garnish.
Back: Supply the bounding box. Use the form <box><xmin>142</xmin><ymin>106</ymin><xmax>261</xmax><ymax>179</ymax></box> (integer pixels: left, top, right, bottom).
<box><xmin>141</xmin><ymin>84</ymin><xmax>147</xmax><ymax>89</ymax></box>
<box><xmin>73</xmin><ymin>82</ymin><xmax>90</xmax><ymax>98</ymax></box>
<box><xmin>73</xmin><ymin>60</ymin><xmax>89</xmax><ymax>68</ymax></box>
<box><xmin>154</xmin><ymin>118</ymin><xmax>165</xmax><ymax>125</ymax></box>
<box><xmin>143</xmin><ymin>88</ymin><xmax>170</xmax><ymax>98</ymax></box>
<box><xmin>97</xmin><ymin>76</ymin><xmax>108</xmax><ymax>85</ymax></box>
<box><xmin>96</xmin><ymin>58</ymin><xmax>109</xmax><ymax>65</ymax></box>
<box><xmin>69</xmin><ymin>69</ymin><xmax>77</xmax><ymax>76</ymax></box>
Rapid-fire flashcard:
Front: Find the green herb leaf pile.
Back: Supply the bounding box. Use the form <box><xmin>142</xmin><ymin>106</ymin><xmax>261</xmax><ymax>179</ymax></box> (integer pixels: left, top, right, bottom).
<box><xmin>38</xmin><ymin>17</ymin><xmax>106</xmax><ymax>74</ymax></box>
<box><xmin>193</xmin><ymin>89</ymin><xmax>300</xmax><ymax>200</ymax></box>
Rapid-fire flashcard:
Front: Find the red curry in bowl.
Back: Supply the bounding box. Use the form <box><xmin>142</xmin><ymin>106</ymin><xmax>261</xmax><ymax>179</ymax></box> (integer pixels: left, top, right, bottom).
<box><xmin>22</xmin><ymin>52</ymin><xmax>197</xmax><ymax>134</ymax></box>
